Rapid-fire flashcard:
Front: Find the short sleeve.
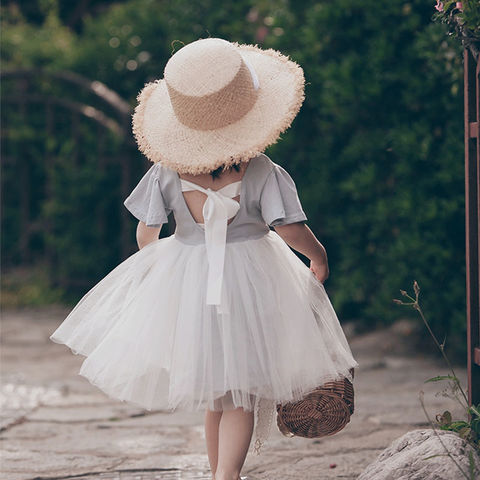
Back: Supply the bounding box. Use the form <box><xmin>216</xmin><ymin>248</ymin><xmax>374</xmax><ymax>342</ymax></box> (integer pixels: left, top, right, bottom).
<box><xmin>123</xmin><ymin>163</ymin><xmax>171</xmax><ymax>227</ymax></box>
<box><xmin>260</xmin><ymin>163</ymin><xmax>307</xmax><ymax>227</ymax></box>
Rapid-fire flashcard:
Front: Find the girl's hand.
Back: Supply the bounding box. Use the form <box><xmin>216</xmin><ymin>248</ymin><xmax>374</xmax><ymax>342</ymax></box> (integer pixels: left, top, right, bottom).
<box><xmin>310</xmin><ymin>258</ymin><xmax>329</xmax><ymax>284</ymax></box>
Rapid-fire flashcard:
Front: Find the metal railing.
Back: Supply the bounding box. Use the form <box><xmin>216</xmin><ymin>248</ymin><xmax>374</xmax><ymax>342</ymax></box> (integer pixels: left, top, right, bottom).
<box><xmin>1</xmin><ymin>69</ymin><xmax>142</xmax><ymax>288</ymax></box>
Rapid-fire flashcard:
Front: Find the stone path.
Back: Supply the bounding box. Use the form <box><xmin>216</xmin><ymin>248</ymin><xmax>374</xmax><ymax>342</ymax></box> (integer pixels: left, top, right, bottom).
<box><xmin>0</xmin><ymin>306</ymin><xmax>467</xmax><ymax>480</ymax></box>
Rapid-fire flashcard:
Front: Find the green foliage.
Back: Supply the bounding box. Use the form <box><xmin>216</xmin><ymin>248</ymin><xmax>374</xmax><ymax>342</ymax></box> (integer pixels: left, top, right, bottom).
<box><xmin>2</xmin><ymin>4</ymin><xmax>75</xmax><ymax>68</ymax></box>
<box><xmin>0</xmin><ymin>64</ymin><xmax>136</xmax><ymax>293</ymax></box>
<box><xmin>1</xmin><ymin>265</ymin><xmax>66</xmax><ymax>307</ymax></box>
<box><xmin>0</xmin><ymin>0</ymin><xmax>469</xmax><ymax>361</ymax></box>
<box><xmin>436</xmin><ymin>406</ymin><xmax>480</xmax><ymax>448</ymax></box>
<box><xmin>433</xmin><ymin>0</ymin><xmax>480</xmax><ymax>56</ymax></box>
<box><xmin>284</xmin><ymin>1</ymin><xmax>465</xmax><ymax>360</ymax></box>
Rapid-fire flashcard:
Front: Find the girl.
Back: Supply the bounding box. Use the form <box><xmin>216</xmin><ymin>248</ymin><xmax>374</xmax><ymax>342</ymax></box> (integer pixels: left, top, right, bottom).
<box><xmin>50</xmin><ymin>37</ymin><xmax>359</xmax><ymax>480</ymax></box>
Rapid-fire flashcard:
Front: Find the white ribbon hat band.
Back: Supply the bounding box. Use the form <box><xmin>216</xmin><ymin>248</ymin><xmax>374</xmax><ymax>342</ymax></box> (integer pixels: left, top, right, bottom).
<box><xmin>241</xmin><ymin>54</ymin><xmax>260</xmax><ymax>90</ymax></box>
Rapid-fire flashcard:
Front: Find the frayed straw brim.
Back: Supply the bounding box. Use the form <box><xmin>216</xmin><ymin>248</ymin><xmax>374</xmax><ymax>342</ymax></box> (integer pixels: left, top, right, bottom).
<box><xmin>132</xmin><ymin>41</ymin><xmax>305</xmax><ymax>175</ymax></box>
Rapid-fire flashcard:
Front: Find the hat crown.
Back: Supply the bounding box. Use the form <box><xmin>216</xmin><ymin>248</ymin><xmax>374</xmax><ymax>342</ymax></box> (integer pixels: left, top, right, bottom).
<box><xmin>164</xmin><ymin>38</ymin><xmax>241</xmax><ymax>96</ymax></box>
<box><xmin>163</xmin><ymin>38</ymin><xmax>259</xmax><ymax>131</ymax></box>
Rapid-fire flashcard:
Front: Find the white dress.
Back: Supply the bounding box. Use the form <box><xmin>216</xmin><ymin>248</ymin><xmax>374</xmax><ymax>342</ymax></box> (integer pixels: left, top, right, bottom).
<box><xmin>49</xmin><ymin>153</ymin><xmax>359</xmax><ymax>455</ymax></box>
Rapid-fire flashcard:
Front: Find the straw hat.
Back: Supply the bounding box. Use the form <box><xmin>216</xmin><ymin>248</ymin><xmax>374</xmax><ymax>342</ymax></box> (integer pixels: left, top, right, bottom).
<box><xmin>132</xmin><ymin>37</ymin><xmax>305</xmax><ymax>175</ymax></box>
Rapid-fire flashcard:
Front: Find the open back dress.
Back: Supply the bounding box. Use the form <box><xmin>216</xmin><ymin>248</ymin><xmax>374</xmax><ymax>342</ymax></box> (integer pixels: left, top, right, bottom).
<box><xmin>49</xmin><ymin>153</ymin><xmax>359</xmax><ymax>455</ymax></box>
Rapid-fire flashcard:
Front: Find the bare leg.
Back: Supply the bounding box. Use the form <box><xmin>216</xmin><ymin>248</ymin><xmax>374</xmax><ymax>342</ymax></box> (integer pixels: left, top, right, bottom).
<box><xmin>205</xmin><ymin>409</ymin><xmax>223</xmax><ymax>479</ymax></box>
<box><xmin>215</xmin><ymin>406</ymin><xmax>254</xmax><ymax>480</ymax></box>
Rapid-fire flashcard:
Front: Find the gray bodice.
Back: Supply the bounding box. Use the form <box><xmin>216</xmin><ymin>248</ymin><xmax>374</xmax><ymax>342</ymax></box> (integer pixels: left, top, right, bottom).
<box><xmin>123</xmin><ymin>153</ymin><xmax>307</xmax><ymax>246</ymax></box>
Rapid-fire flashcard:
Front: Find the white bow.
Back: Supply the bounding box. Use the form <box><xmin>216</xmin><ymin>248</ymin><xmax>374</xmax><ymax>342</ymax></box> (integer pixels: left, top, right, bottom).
<box><xmin>180</xmin><ymin>179</ymin><xmax>241</xmax><ymax>314</ymax></box>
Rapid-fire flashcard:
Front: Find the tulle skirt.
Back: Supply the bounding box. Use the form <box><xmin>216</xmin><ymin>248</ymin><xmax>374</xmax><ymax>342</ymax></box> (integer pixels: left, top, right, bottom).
<box><xmin>49</xmin><ymin>230</ymin><xmax>359</xmax><ymax>454</ymax></box>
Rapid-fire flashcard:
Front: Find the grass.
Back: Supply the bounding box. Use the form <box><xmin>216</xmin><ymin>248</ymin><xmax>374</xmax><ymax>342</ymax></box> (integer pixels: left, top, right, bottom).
<box><xmin>1</xmin><ymin>265</ymin><xmax>65</xmax><ymax>308</ymax></box>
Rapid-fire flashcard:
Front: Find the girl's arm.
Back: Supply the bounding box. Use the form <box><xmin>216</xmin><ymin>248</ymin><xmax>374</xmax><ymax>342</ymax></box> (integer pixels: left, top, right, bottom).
<box><xmin>273</xmin><ymin>222</ymin><xmax>329</xmax><ymax>283</ymax></box>
<box><xmin>136</xmin><ymin>221</ymin><xmax>161</xmax><ymax>249</ymax></box>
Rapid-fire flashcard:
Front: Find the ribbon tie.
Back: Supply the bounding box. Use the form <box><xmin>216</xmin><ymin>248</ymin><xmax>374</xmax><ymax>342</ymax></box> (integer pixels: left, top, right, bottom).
<box><xmin>180</xmin><ymin>179</ymin><xmax>241</xmax><ymax>314</ymax></box>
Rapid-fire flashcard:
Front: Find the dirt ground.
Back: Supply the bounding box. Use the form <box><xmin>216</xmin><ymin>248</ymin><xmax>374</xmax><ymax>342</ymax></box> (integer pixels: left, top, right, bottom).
<box><xmin>0</xmin><ymin>305</ymin><xmax>467</xmax><ymax>479</ymax></box>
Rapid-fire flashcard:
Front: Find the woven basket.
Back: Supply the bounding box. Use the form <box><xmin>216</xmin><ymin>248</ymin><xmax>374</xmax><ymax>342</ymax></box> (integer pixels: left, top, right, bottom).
<box><xmin>276</xmin><ymin>368</ymin><xmax>355</xmax><ymax>438</ymax></box>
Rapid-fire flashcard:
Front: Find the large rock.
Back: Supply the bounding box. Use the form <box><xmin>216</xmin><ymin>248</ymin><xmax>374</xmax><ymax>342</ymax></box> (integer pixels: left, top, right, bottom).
<box><xmin>357</xmin><ymin>428</ymin><xmax>480</xmax><ymax>480</ymax></box>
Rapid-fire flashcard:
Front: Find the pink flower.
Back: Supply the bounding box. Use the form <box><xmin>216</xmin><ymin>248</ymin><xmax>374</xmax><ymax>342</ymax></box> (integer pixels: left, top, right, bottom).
<box><xmin>435</xmin><ymin>0</ymin><xmax>444</xmax><ymax>11</ymax></box>
<box><xmin>456</xmin><ymin>2</ymin><xmax>463</xmax><ymax>10</ymax></box>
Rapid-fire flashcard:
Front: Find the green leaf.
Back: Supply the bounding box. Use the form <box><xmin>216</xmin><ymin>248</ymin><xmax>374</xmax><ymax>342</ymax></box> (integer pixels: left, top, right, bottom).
<box><xmin>469</xmin><ymin>404</ymin><xmax>480</xmax><ymax>418</ymax></box>
<box><xmin>450</xmin><ymin>421</ymin><xmax>470</xmax><ymax>432</ymax></box>
<box><xmin>436</xmin><ymin>410</ymin><xmax>452</xmax><ymax>425</ymax></box>
<box><xmin>424</xmin><ymin>375</ymin><xmax>457</xmax><ymax>383</ymax></box>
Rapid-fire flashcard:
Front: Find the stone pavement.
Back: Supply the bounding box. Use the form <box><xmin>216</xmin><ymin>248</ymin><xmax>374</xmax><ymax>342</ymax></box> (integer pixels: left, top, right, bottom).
<box><xmin>0</xmin><ymin>306</ymin><xmax>467</xmax><ymax>480</ymax></box>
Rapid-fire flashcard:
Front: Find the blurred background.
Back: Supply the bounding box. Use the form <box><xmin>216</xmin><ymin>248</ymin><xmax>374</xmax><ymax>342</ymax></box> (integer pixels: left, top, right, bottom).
<box><xmin>1</xmin><ymin>0</ymin><xmax>466</xmax><ymax>362</ymax></box>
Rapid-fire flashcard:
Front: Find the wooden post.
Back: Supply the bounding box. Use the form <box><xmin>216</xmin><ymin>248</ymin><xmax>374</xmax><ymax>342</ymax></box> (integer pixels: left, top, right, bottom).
<box><xmin>464</xmin><ymin>47</ymin><xmax>480</xmax><ymax>407</ymax></box>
